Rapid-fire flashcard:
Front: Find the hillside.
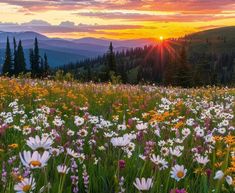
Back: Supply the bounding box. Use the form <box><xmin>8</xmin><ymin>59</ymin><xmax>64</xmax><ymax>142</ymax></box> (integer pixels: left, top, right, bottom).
<box><xmin>188</xmin><ymin>26</ymin><xmax>235</xmax><ymax>40</ymax></box>
<box><xmin>186</xmin><ymin>26</ymin><xmax>235</xmax><ymax>53</ymax></box>
<box><xmin>61</xmin><ymin>26</ymin><xmax>235</xmax><ymax>85</ymax></box>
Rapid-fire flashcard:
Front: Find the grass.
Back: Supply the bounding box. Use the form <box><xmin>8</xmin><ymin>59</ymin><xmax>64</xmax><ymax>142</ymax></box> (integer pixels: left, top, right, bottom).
<box><xmin>0</xmin><ymin>77</ymin><xmax>234</xmax><ymax>193</ymax></box>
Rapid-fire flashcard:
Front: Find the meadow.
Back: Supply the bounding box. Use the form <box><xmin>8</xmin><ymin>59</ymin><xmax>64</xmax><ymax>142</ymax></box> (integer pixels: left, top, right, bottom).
<box><xmin>0</xmin><ymin>77</ymin><xmax>234</xmax><ymax>193</ymax></box>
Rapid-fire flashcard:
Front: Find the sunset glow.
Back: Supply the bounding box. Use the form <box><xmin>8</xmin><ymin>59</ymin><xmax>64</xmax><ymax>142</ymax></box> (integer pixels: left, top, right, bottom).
<box><xmin>0</xmin><ymin>1</ymin><xmax>234</xmax><ymax>39</ymax></box>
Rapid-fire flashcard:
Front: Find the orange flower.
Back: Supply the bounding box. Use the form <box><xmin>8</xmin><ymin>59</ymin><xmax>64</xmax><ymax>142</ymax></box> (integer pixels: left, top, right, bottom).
<box><xmin>213</xmin><ymin>136</ymin><xmax>223</xmax><ymax>141</ymax></box>
<box><xmin>214</xmin><ymin>162</ymin><xmax>223</xmax><ymax>168</ymax></box>
<box><xmin>174</xmin><ymin>121</ymin><xmax>184</xmax><ymax>129</ymax></box>
<box><xmin>224</xmin><ymin>135</ymin><xmax>235</xmax><ymax>145</ymax></box>
<box><xmin>216</xmin><ymin>150</ymin><xmax>225</xmax><ymax>157</ymax></box>
<box><xmin>8</xmin><ymin>143</ymin><xmax>19</xmax><ymax>149</ymax></box>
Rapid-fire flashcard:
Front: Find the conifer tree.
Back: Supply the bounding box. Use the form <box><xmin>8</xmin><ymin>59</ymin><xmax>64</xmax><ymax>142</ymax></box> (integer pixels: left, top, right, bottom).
<box><xmin>15</xmin><ymin>40</ymin><xmax>26</xmax><ymax>74</ymax></box>
<box><xmin>13</xmin><ymin>37</ymin><xmax>17</xmax><ymax>75</ymax></box>
<box><xmin>29</xmin><ymin>49</ymin><xmax>35</xmax><ymax>76</ymax></box>
<box><xmin>107</xmin><ymin>42</ymin><xmax>116</xmax><ymax>73</ymax></box>
<box><xmin>44</xmin><ymin>53</ymin><xmax>50</xmax><ymax>76</ymax></box>
<box><xmin>175</xmin><ymin>45</ymin><xmax>192</xmax><ymax>87</ymax></box>
<box><xmin>33</xmin><ymin>38</ymin><xmax>40</xmax><ymax>76</ymax></box>
<box><xmin>2</xmin><ymin>37</ymin><xmax>13</xmax><ymax>75</ymax></box>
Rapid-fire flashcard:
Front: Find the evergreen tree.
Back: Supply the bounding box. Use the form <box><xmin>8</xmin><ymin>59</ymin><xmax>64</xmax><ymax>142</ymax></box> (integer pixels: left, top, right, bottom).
<box><xmin>118</xmin><ymin>63</ymin><xmax>128</xmax><ymax>83</ymax></box>
<box><xmin>13</xmin><ymin>37</ymin><xmax>17</xmax><ymax>74</ymax></box>
<box><xmin>2</xmin><ymin>37</ymin><xmax>13</xmax><ymax>75</ymax></box>
<box><xmin>44</xmin><ymin>53</ymin><xmax>50</xmax><ymax>76</ymax></box>
<box><xmin>175</xmin><ymin>45</ymin><xmax>192</xmax><ymax>87</ymax></box>
<box><xmin>29</xmin><ymin>49</ymin><xmax>35</xmax><ymax>76</ymax></box>
<box><xmin>33</xmin><ymin>38</ymin><xmax>40</xmax><ymax>76</ymax></box>
<box><xmin>15</xmin><ymin>40</ymin><xmax>26</xmax><ymax>74</ymax></box>
<box><xmin>163</xmin><ymin>59</ymin><xmax>177</xmax><ymax>86</ymax></box>
<box><xmin>107</xmin><ymin>42</ymin><xmax>116</xmax><ymax>73</ymax></box>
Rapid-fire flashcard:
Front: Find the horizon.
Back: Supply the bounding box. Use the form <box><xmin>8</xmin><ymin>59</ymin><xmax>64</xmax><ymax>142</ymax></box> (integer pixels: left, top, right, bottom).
<box><xmin>0</xmin><ymin>25</ymin><xmax>233</xmax><ymax>41</ymax></box>
<box><xmin>0</xmin><ymin>1</ymin><xmax>235</xmax><ymax>40</ymax></box>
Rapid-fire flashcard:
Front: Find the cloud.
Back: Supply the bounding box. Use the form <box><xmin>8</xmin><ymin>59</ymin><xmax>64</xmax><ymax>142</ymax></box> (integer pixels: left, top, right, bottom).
<box><xmin>0</xmin><ymin>0</ymin><xmax>234</xmax><ymax>38</ymax></box>
<box><xmin>0</xmin><ymin>20</ymin><xmax>145</xmax><ymax>34</ymax></box>
<box><xmin>22</xmin><ymin>20</ymin><xmax>51</xmax><ymax>26</ymax></box>
<box><xmin>76</xmin><ymin>11</ymin><xmax>235</xmax><ymax>22</ymax></box>
<box><xmin>1</xmin><ymin>0</ymin><xmax>235</xmax><ymax>13</ymax></box>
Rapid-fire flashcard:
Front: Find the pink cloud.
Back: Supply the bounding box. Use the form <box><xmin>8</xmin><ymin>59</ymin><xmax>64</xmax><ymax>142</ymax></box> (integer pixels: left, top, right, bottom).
<box><xmin>77</xmin><ymin>11</ymin><xmax>235</xmax><ymax>22</ymax></box>
<box><xmin>1</xmin><ymin>0</ymin><xmax>235</xmax><ymax>13</ymax></box>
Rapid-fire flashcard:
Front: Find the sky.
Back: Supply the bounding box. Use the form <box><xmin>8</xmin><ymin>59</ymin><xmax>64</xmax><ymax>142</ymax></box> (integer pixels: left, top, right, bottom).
<box><xmin>0</xmin><ymin>0</ymin><xmax>235</xmax><ymax>40</ymax></box>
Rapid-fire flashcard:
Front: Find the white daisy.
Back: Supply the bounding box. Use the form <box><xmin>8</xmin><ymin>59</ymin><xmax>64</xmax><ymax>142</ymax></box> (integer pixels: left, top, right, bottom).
<box><xmin>170</xmin><ymin>165</ymin><xmax>187</xmax><ymax>181</ymax></box>
<box><xmin>133</xmin><ymin>178</ymin><xmax>153</xmax><ymax>191</ymax></box>
<box><xmin>57</xmin><ymin>165</ymin><xmax>70</xmax><ymax>174</ymax></box>
<box><xmin>225</xmin><ymin>175</ymin><xmax>233</xmax><ymax>185</ymax></box>
<box><xmin>214</xmin><ymin>170</ymin><xmax>224</xmax><ymax>180</ymax></box>
<box><xmin>67</xmin><ymin>129</ymin><xmax>75</xmax><ymax>136</ymax></box>
<box><xmin>136</xmin><ymin>123</ymin><xmax>148</xmax><ymax>131</ymax></box>
<box><xmin>117</xmin><ymin>124</ymin><xmax>127</xmax><ymax>131</ymax></box>
<box><xmin>195</xmin><ymin>155</ymin><xmax>210</xmax><ymax>165</ymax></box>
<box><xmin>26</xmin><ymin>135</ymin><xmax>53</xmax><ymax>151</ymax></box>
<box><xmin>66</xmin><ymin>148</ymin><xmax>79</xmax><ymax>158</ymax></box>
<box><xmin>14</xmin><ymin>176</ymin><xmax>36</xmax><ymax>193</ymax></box>
<box><xmin>19</xmin><ymin>151</ymin><xmax>50</xmax><ymax>169</ymax></box>
<box><xmin>74</xmin><ymin>116</ymin><xmax>85</xmax><ymax>126</ymax></box>
<box><xmin>111</xmin><ymin>136</ymin><xmax>131</xmax><ymax>147</ymax></box>
<box><xmin>77</xmin><ymin>129</ymin><xmax>88</xmax><ymax>137</ymax></box>
<box><xmin>170</xmin><ymin>147</ymin><xmax>182</xmax><ymax>157</ymax></box>
<box><xmin>150</xmin><ymin>154</ymin><xmax>168</xmax><ymax>170</ymax></box>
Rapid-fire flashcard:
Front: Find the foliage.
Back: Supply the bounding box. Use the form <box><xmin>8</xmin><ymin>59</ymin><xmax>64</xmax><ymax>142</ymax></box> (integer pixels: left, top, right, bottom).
<box><xmin>61</xmin><ymin>40</ymin><xmax>235</xmax><ymax>87</ymax></box>
<box><xmin>0</xmin><ymin>78</ymin><xmax>234</xmax><ymax>193</ymax></box>
<box><xmin>1</xmin><ymin>37</ymin><xmax>50</xmax><ymax>78</ymax></box>
<box><xmin>2</xmin><ymin>37</ymin><xmax>13</xmax><ymax>76</ymax></box>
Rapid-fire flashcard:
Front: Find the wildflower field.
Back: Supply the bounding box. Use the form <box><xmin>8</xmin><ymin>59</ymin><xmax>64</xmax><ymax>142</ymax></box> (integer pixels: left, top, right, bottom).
<box><xmin>0</xmin><ymin>77</ymin><xmax>234</xmax><ymax>193</ymax></box>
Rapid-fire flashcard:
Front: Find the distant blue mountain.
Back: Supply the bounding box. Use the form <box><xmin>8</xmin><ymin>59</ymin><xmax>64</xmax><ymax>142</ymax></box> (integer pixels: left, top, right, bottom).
<box><xmin>0</xmin><ymin>31</ymin><xmax>154</xmax><ymax>68</ymax></box>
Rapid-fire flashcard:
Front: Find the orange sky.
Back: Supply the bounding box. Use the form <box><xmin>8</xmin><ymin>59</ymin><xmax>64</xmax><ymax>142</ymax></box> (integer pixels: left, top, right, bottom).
<box><xmin>0</xmin><ymin>0</ymin><xmax>235</xmax><ymax>39</ymax></box>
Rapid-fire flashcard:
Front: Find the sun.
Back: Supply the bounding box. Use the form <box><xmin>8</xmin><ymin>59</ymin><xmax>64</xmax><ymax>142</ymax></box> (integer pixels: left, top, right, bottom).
<box><xmin>159</xmin><ymin>36</ymin><xmax>164</xmax><ymax>41</ymax></box>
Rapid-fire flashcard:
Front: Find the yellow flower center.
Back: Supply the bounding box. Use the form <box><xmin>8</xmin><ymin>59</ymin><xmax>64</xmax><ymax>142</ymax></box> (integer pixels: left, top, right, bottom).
<box><xmin>177</xmin><ymin>171</ymin><xmax>184</xmax><ymax>178</ymax></box>
<box><xmin>18</xmin><ymin>175</ymin><xmax>24</xmax><ymax>182</ymax></box>
<box><xmin>30</xmin><ymin>160</ymin><xmax>42</xmax><ymax>167</ymax></box>
<box><xmin>22</xmin><ymin>185</ymin><xmax>31</xmax><ymax>192</ymax></box>
<box><xmin>8</xmin><ymin>144</ymin><xmax>19</xmax><ymax>148</ymax></box>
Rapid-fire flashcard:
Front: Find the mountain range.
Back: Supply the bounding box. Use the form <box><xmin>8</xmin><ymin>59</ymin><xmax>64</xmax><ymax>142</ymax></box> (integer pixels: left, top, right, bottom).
<box><xmin>0</xmin><ymin>31</ymin><xmax>154</xmax><ymax>68</ymax></box>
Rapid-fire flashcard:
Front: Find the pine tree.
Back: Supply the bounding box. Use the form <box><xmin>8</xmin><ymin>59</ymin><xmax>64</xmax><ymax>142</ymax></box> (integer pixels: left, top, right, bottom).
<box><xmin>33</xmin><ymin>38</ymin><xmax>40</xmax><ymax>76</ymax></box>
<box><xmin>175</xmin><ymin>45</ymin><xmax>192</xmax><ymax>87</ymax></box>
<box><xmin>163</xmin><ymin>59</ymin><xmax>177</xmax><ymax>86</ymax></box>
<box><xmin>13</xmin><ymin>37</ymin><xmax>17</xmax><ymax>75</ymax></box>
<box><xmin>44</xmin><ymin>53</ymin><xmax>50</xmax><ymax>76</ymax></box>
<box><xmin>15</xmin><ymin>40</ymin><xmax>26</xmax><ymax>74</ymax></box>
<box><xmin>107</xmin><ymin>42</ymin><xmax>116</xmax><ymax>73</ymax></box>
<box><xmin>29</xmin><ymin>49</ymin><xmax>35</xmax><ymax>76</ymax></box>
<box><xmin>2</xmin><ymin>37</ymin><xmax>13</xmax><ymax>75</ymax></box>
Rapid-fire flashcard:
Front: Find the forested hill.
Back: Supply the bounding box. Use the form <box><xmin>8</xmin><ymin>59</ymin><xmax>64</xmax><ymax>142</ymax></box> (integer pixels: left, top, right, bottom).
<box><xmin>60</xmin><ymin>26</ymin><xmax>235</xmax><ymax>86</ymax></box>
<box><xmin>186</xmin><ymin>26</ymin><xmax>235</xmax><ymax>53</ymax></box>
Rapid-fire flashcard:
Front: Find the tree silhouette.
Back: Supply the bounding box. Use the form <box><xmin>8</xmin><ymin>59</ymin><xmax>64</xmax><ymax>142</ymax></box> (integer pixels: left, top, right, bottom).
<box><xmin>15</xmin><ymin>40</ymin><xmax>26</xmax><ymax>74</ymax></box>
<box><xmin>2</xmin><ymin>37</ymin><xmax>13</xmax><ymax>75</ymax></box>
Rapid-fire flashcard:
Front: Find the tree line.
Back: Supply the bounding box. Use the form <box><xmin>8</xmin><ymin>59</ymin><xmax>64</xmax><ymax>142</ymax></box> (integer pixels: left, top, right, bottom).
<box><xmin>60</xmin><ymin>39</ymin><xmax>235</xmax><ymax>87</ymax></box>
<box><xmin>1</xmin><ymin>37</ymin><xmax>50</xmax><ymax>77</ymax></box>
